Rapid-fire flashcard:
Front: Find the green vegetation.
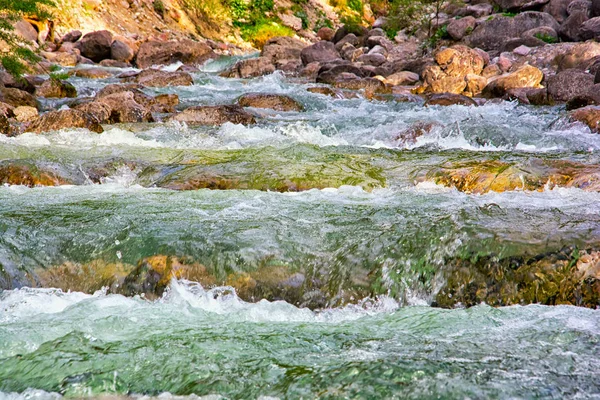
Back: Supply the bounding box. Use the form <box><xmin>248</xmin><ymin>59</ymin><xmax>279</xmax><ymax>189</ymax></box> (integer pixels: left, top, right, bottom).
<box><xmin>501</xmin><ymin>11</ymin><xmax>517</xmax><ymax>17</ymax></box>
<box><xmin>152</xmin><ymin>0</ymin><xmax>165</xmax><ymax>17</ymax></box>
<box><xmin>534</xmin><ymin>32</ymin><xmax>558</xmax><ymax>44</ymax></box>
<box><xmin>383</xmin><ymin>0</ymin><xmax>448</xmax><ymax>40</ymax></box>
<box><xmin>0</xmin><ymin>0</ymin><xmax>55</xmax><ymax>76</ymax></box>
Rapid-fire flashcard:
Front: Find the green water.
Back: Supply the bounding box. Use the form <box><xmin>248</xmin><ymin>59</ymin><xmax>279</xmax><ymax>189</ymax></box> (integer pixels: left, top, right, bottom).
<box><xmin>1</xmin><ymin>60</ymin><xmax>600</xmax><ymax>398</ymax></box>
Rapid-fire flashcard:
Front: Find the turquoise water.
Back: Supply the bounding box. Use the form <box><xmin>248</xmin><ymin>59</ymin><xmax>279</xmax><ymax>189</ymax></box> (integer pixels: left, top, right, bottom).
<box><xmin>1</xmin><ymin>60</ymin><xmax>600</xmax><ymax>398</ymax></box>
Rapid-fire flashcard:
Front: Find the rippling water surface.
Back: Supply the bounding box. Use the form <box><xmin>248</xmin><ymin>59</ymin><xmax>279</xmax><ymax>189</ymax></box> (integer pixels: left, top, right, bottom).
<box><xmin>1</xmin><ymin>59</ymin><xmax>600</xmax><ymax>398</ymax></box>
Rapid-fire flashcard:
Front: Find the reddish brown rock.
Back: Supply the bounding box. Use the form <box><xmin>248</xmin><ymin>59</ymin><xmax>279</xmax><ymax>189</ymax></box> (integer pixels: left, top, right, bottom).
<box><xmin>25</xmin><ymin>109</ymin><xmax>103</xmax><ymax>134</ymax></box>
<box><xmin>169</xmin><ymin>105</ymin><xmax>256</xmax><ymax>125</ymax></box>
<box><xmin>35</xmin><ymin>79</ymin><xmax>77</xmax><ymax>98</ymax></box>
<box><xmin>126</xmin><ymin>69</ymin><xmax>193</xmax><ymax>87</ymax></box>
<box><xmin>135</xmin><ymin>40</ymin><xmax>216</xmax><ymax>69</ymax></box>
<box><xmin>74</xmin><ymin>30</ymin><xmax>113</xmax><ymax>63</ymax></box>
<box><xmin>237</xmin><ymin>93</ymin><xmax>303</xmax><ymax>112</ymax></box>
<box><xmin>425</xmin><ymin>93</ymin><xmax>478</xmax><ymax>106</ymax></box>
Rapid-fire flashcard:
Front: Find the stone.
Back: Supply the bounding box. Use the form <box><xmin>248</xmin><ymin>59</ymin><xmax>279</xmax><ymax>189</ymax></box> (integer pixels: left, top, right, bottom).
<box><xmin>496</xmin><ymin>55</ymin><xmax>512</xmax><ymax>72</ymax></box>
<box><xmin>0</xmin><ymin>162</ymin><xmax>72</xmax><ymax>186</ymax></box>
<box><xmin>317</xmin><ymin>27</ymin><xmax>335</xmax><ymax>41</ymax></box>
<box><xmin>467</xmin><ymin>12</ymin><xmax>560</xmax><ymax>51</ymax></box>
<box><xmin>35</xmin><ymin>79</ymin><xmax>77</xmax><ymax>98</ymax></box>
<box><xmin>111</xmin><ymin>39</ymin><xmax>135</xmax><ymax>63</ymax></box>
<box><xmin>570</xmin><ymin>105</ymin><xmax>600</xmax><ymax>132</ymax></box>
<box><xmin>446</xmin><ymin>16</ymin><xmax>477</xmax><ymax>40</ymax></box>
<box><xmin>559</xmin><ymin>11</ymin><xmax>589</xmax><ymax>41</ymax></box>
<box><xmin>127</xmin><ymin>69</ymin><xmax>193</xmax><ymax>87</ymax></box>
<box><xmin>135</xmin><ymin>39</ymin><xmax>216</xmax><ymax>69</ymax></box>
<box><xmin>425</xmin><ymin>93</ymin><xmax>478</xmax><ymax>106</ymax></box>
<box><xmin>332</xmin><ymin>77</ymin><xmax>391</xmax><ymax>95</ymax></box>
<box><xmin>13</xmin><ymin>106</ymin><xmax>38</xmax><ymax>123</ymax></box>
<box><xmin>555</xmin><ymin>41</ymin><xmax>600</xmax><ymax>70</ymax></box>
<box><xmin>493</xmin><ymin>0</ymin><xmax>550</xmax><ymax>11</ymax></box>
<box><xmin>455</xmin><ymin>3</ymin><xmax>494</xmax><ymax>18</ymax></box>
<box><xmin>14</xmin><ymin>19</ymin><xmax>38</xmax><ymax>42</ymax></box>
<box><xmin>581</xmin><ymin>16</ymin><xmax>600</xmax><ymax>40</ymax></box>
<box><xmin>169</xmin><ymin>105</ymin><xmax>256</xmax><ymax>125</ymax></box>
<box><xmin>0</xmin><ymin>87</ymin><xmax>39</xmax><ymax>109</ymax></box>
<box><xmin>237</xmin><ymin>93</ymin><xmax>303</xmax><ymax>112</ymax></box>
<box><xmin>96</xmin><ymin>91</ymin><xmax>154</xmax><ymax>123</ymax></box>
<box><xmin>366</xmin><ymin>36</ymin><xmax>394</xmax><ymax>50</ymax></box>
<box><xmin>506</xmin><ymin>87</ymin><xmax>553</xmax><ymax>105</ymax></box>
<box><xmin>513</xmin><ymin>45</ymin><xmax>532</xmax><ymax>56</ymax></box>
<box><xmin>316</xmin><ymin>63</ymin><xmax>365</xmax><ymax>84</ymax></box>
<box><xmin>0</xmin><ymin>102</ymin><xmax>15</xmax><ymax>118</ymax></box>
<box><xmin>386</xmin><ymin>71</ymin><xmax>420</xmax><ymax>86</ymax></box>
<box><xmin>26</xmin><ymin>109</ymin><xmax>103</xmax><ymax>133</ymax></box>
<box><xmin>61</xmin><ymin>30</ymin><xmax>82</xmax><ymax>43</ymax></box>
<box><xmin>434</xmin><ymin>45</ymin><xmax>485</xmax><ymax>77</ymax></box>
<box><xmin>74</xmin><ymin>30</ymin><xmax>113</xmax><ymax>63</ymax></box>
<box><xmin>261</xmin><ymin>36</ymin><xmax>305</xmax><ymax>67</ymax></box>
<box><xmin>522</xmin><ymin>26</ymin><xmax>558</xmax><ymax>41</ymax></box>
<box><xmin>357</xmin><ymin>53</ymin><xmax>386</xmax><ymax>66</ymax></box>
<box><xmin>73</xmin><ymin>102</ymin><xmax>112</xmax><ymax>124</ymax></box>
<box><xmin>74</xmin><ymin>68</ymin><xmax>114</xmax><ymax>79</ymax></box>
<box><xmin>464</xmin><ymin>74</ymin><xmax>488</xmax><ymax>96</ymax></box>
<box><xmin>301</xmin><ymin>41</ymin><xmax>340</xmax><ymax>65</ymax></box>
<box><xmin>482</xmin><ymin>64</ymin><xmax>544</xmax><ymax>97</ymax></box>
<box><xmin>546</xmin><ymin>69</ymin><xmax>594</xmax><ymax>102</ymax></box>
<box><xmin>42</xmin><ymin>51</ymin><xmax>79</xmax><ymax>67</ymax></box>
<box><xmin>568</xmin><ymin>0</ymin><xmax>593</xmax><ymax>14</ymax></box>
<box><xmin>335</xmin><ymin>34</ymin><xmax>359</xmax><ymax>52</ymax></box>
<box><xmin>221</xmin><ymin>57</ymin><xmax>275</xmax><ymax>78</ymax></box>
<box><xmin>99</xmin><ymin>59</ymin><xmax>130</xmax><ymax>68</ymax></box>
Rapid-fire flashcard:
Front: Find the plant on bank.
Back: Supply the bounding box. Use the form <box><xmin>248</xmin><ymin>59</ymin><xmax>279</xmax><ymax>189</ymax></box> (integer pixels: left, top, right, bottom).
<box><xmin>0</xmin><ymin>0</ymin><xmax>55</xmax><ymax>77</ymax></box>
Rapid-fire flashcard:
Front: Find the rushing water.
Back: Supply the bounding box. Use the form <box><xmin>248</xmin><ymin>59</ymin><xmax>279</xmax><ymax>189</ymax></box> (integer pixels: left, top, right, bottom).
<box><xmin>1</xmin><ymin>59</ymin><xmax>600</xmax><ymax>398</ymax></box>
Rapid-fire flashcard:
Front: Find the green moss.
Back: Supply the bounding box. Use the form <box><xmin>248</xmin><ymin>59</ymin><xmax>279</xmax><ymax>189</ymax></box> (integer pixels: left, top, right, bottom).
<box><xmin>534</xmin><ymin>32</ymin><xmax>558</xmax><ymax>44</ymax></box>
<box><xmin>238</xmin><ymin>19</ymin><xmax>295</xmax><ymax>48</ymax></box>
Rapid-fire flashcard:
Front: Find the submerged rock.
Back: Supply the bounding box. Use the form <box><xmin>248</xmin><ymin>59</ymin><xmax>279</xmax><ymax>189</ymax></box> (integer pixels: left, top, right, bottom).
<box><xmin>435</xmin><ymin>248</ymin><xmax>600</xmax><ymax>308</ymax></box>
<box><xmin>424</xmin><ymin>93</ymin><xmax>478</xmax><ymax>106</ymax></box>
<box><xmin>169</xmin><ymin>105</ymin><xmax>256</xmax><ymax>125</ymax></box>
<box><xmin>570</xmin><ymin>105</ymin><xmax>600</xmax><ymax>132</ymax></box>
<box><xmin>418</xmin><ymin>159</ymin><xmax>600</xmax><ymax>193</ymax></box>
<box><xmin>0</xmin><ymin>161</ymin><xmax>73</xmax><ymax>186</ymax></box>
<box><xmin>237</xmin><ymin>93</ymin><xmax>304</xmax><ymax>112</ymax></box>
<box><xmin>26</xmin><ymin>109</ymin><xmax>104</xmax><ymax>134</ymax></box>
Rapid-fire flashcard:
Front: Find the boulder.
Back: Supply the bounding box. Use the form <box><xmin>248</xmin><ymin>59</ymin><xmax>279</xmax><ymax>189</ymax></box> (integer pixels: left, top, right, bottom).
<box><xmin>594</xmin><ymin>0</ymin><xmax>600</xmax><ymax>16</ymax></box>
<box><xmin>546</xmin><ymin>69</ymin><xmax>594</xmax><ymax>101</ymax></box>
<box><xmin>570</xmin><ymin>105</ymin><xmax>600</xmax><ymax>132</ymax></box>
<box><xmin>464</xmin><ymin>74</ymin><xmax>488</xmax><ymax>96</ymax></box>
<box><xmin>467</xmin><ymin>12</ymin><xmax>560</xmax><ymax>50</ymax></box>
<box><xmin>506</xmin><ymin>87</ymin><xmax>553</xmax><ymax>105</ymax></box>
<box><xmin>135</xmin><ymin>39</ymin><xmax>216</xmax><ymax>69</ymax></box>
<box><xmin>42</xmin><ymin>51</ymin><xmax>79</xmax><ymax>67</ymax></box>
<box><xmin>0</xmin><ymin>87</ymin><xmax>39</xmax><ymax>109</ymax></box>
<box><xmin>0</xmin><ymin>162</ymin><xmax>73</xmax><ymax>186</ymax></box>
<box><xmin>366</xmin><ymin>36</ymin><xmax>394</xmax><ymax>50</ymax></box>
<box><xmin>301</xmin><ymin>41</ymin><xmax>340</xmax><ymax>65</ymax></box>
<box><xmin>237</xmin><ymin>93</ymin><xmax>303</xmax><ymax>112</ymax></box>
<box><xmin>96</xmin><ymin>91</ymin><xmax>154</xmax><ymax>123</ymax></box>
<box><xmin>61</xmin><ymin>30</ymin><xmax>82</xmax><ymax>43</ymax></box>
<box><xmin>317</xmin><ymin>27</ymin><xmax>335</xmax><ymax>41</ymax></box>
<box><xmin>169</xmin><ymin>105</ymin><xmax>256</xmax><ymax>125</ymax></box>
<box><xmin>99</xmin><ymin>59</ymin><xmax>130</xmax><ymax>68</ymax></box>
<box><xmin>334</xmin><ymin>34</ymin><xmax>359</xmax><ymax>52</ymax></box>
<box><xmin>434</xmin><ymin>45</ymin><xmax>485</xmax><ymax>77</ymax></box>
<box><xmin>127</xmin><ymin>69</ymin><xmax>193</xmax><ymax>87</ymax></box>
<box><xmin>0</xmin><ymin>102</ymin><xmax>14</xmax><ymax>118</ymax></box>
<box><xmin>111</xmin><ymin>39</ymin><xmax>135</xmax><ymax>63</ymax></box>
<box><xmin>73</xmin><ymin>102</ymin><xmax>112</xmax><ymax>124</ymax></box>
<box><xmin>446</xmin><ymin>16</ymin><xmax>476</xmax><ymax>40</ymax></box>
<box><xmin>555</xmin><ymin>41</ymin><xmax>600</xmax><ymax>70</ymax></box>
<box><xmin>482</xmin><ymin>64</ymin><xmax>544</xmax><ymax>97</ymax></box>
<box><xmin>74</xmin><ymin>68</ymin><xmax>114</xmax><ymax>79</ymax></box>
<box><xmin>26</xmin><ymin>109</ymin><xmax>104</xmax><ymax>133</ymax></box>
<box><xmin>316</xmin><ymin>63</ymin><xmax>365</xmax><ymax>84</ymax></box>
<box><xmin>332</xmin><ymin>77</ymin><xmax>391</xmax><ymax>95</ymax></box>
<box><xmin>221</xmin><ymin>57</ymin><xmax>275</xmax><ymax>78</ymax></box>
<box><xmin>559</xmin><ymin>10</ymin><xmax>589</xmax><ymax>41</ymax></box>
<box><xmin>454</xmin><ymin>3</ymin><xmax>494</xmax><ymax>18</ymax></box>
<box><xmin>261</xmin><ymin>36</ymin><xmax>305</xmax><ymax>67</ymax></box>
<box><xmin>425</xmin><ymin>93</ymin><xmax>478</xmax><ymax>106</ymax></box>
<box><xmin>357</xmin><ymin>53</ymin><xmax>387</xmax><ymax>66</ymax></box>
<box><xmin>492</xmin><ymin>0</ymin><xmax>550</xmax><ymax>11</ymax></box>
<box><xmin>386</xmin><ymin>71</ymin><xmax>420</xmax><ymax>86</ymax></box>
<box><xmin>522</xmin><ymin>26</ymin><xmax>558</xmax><ymax>41</ymax></box>
<box><xmin>13</xmin><ymin>106</ymin><xmax>38</xmax><ymax>122</ymax></box>
<box><xmin>35</xmin><ymin>79</ymin><xmax>77</xmax><ymax>98</ymax></box>
<box><xmin>581</xmin><ymin>16</ymin><xmax>600</xmax><ymax>40</ymax></box>
<box><xmin>74</xmin><ymin>30</ymin><xmax>113</xmax><ymax>62</ymax></box>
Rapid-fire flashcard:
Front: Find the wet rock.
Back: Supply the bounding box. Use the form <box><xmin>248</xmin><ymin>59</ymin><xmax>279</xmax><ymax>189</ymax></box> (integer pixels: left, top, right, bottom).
<box><xmin>447</xmin><ymin>16</ymin><xmax>477</xmax><ymax>40</ymax></box>
<box><xmin>306</xmin><ymin>87</ymin><xmax>360</xmax><ymax>99</ymax></box>
<box><xmin>546</xmin><ymin>69</ymin><xmax>594</xmax><ymax>102</ymax></box>
<box><xmin>169</xmin><ymin>105</ymin><xmax>256</xmax><ymax>125</ymax></box>
<box><xmin>74</xmin><ymin>30</ymin><xmax>113</xmax><ymax>63</ymax></box>
<box><xmin>482</xmin><ymin>64</ymin><xmax>544</xmax><ymax>97</ymax></box>
<box><xmin>35</xmin><ymin>79</ymin><xmax>77</xmax><ymax>98</ymax></box>
<box><xmin>221</xmin><ymin>57</ymin><xmax>275</xmax><ymax>78</ymax></box>
<box><xmin>118</xmin><ymin>255</ymin><xmax>214</xmax><ymax>300</ymax></box>
<box><xmin>99</xmin><ymin>59</ymin><xmax>130</xmax><ymax>68</ymax></box>
<box><xmin>393</xmin><ymin>121</ymin><xmax>441</xmax><ymax>145</ymax></box>
<box><xmin>559</xmin><ymin>11</ymin><xmax>589</xmax><ymax>41</ymax></box>
<box><xmin>0</xmin><ymin>102</ymin><xmax>15</xmax><ymax>118</ymax></box>
<box><xmin>73</xmin><ymin>102</ymin><xmax>112</xmax><ymax>124</ymax></box>
<box><xmin>0</xmin><ymin>161</ymin><xmax>73</xmax><ymax>186</ymax></box>
<box><xmin>13</xmin><ymin>106</ymin><xmax>38</xmax><ymax>122</ymax></box>
<box><xmin>467</xmin><ymin>12</ymin><xmax>560</xmax><ymax>51</ymax></box>
<box><xmin>570</xmin><ymin>105</ymin><xmax>600</xmax><ymax>132</ymax></box>
<box><xmin>96</xmin><ymin>91</ymin><xmax>154</xmax><ymax>123</ymax></box>
<box><xmin>237</xmin><ymin>93</ymin><xmax>303</xmax><ymax>112</ymax></box>
<box><xmin>0</xmin><ymin>87</ymin><xmax>39</xmax><ymax>109</ymax></box>
<box><xmin>0</xmin><ymin>114</ymin><xmax>9</xmax><ymax>135</ymax></box>
<box><xmin>435</xmin><ymin>247</ymin><xmax>600</xmax><ymax>308</ymax></box>
<box><xmin>418</xmin><ymin>159</ymin><xmax>600</xmax><ymax>193</ymax></box>
<box><xmin>111</xmin><ymin>39</ymin><xmax>135</xmax><ymax>63</ymax></box>
<box><xmin>135</xmin><ymin>39</ymin><xmax>216</xmax><ymax>69</ymax></box>
<box><xmin>506</xmin><ymin>87</ymin><xmax>553</xmax><ymax>105</ymax></box>
<box><xmin>26</xmin><ymin>109</ymin><xmax>104</xmax><ymax>133</ymax></box>
<box><xmin>316</xmin><ymin>63</ymin><xmax>365</xmax><ymax>84</ymax></box>
<box><xmin>73</xmin><ymin>68</ymin><xmax>115</xmax><ymax>79</ymax></box>
<box><xmin>126</xmin><ymin>69</ymin><xmax>193</xmax><ymax>87</ymax></box>
<box><xmin>301</xmin><ymin>41</ymin><xmax>340</xmax><ymax>65</ymax></box>
<box><xmin>332</xmin><ymin>77</ymin><xmax>391</xmax><ymax>96</ymax></box>
<box><xmin>61</xmin><ymin>30</ymin><xmax>82</xmax><ymax>43</ymax></box>
<box><xmin>425</xmin><ymin>93</ymin><xmax>478</xmax><ymax>106</ymax></box>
